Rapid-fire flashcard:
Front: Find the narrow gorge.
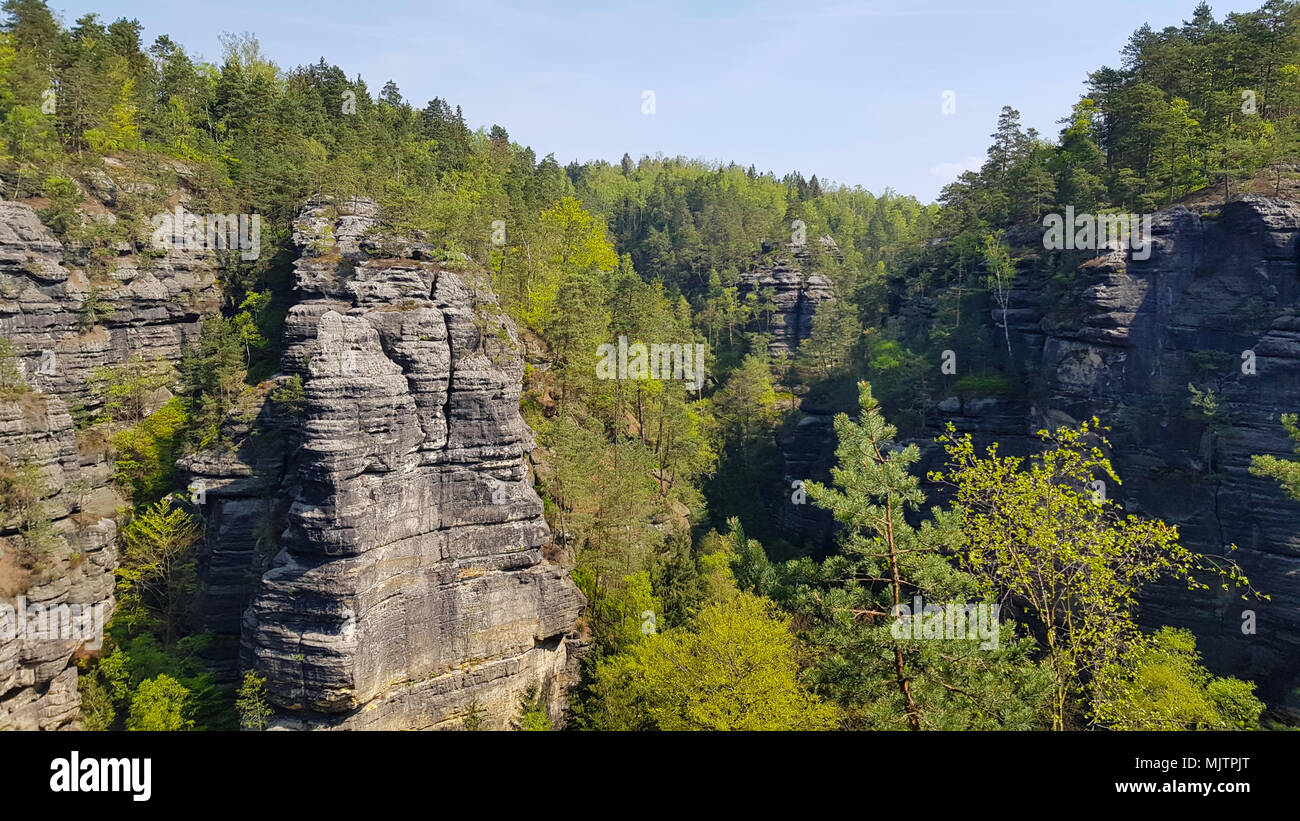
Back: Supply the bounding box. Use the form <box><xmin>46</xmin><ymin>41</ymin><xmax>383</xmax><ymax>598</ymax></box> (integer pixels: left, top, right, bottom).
<box><xmin>773</xmin><ymin>195</ymin><xmax>1300</xmax><ymax>717</ymax></box>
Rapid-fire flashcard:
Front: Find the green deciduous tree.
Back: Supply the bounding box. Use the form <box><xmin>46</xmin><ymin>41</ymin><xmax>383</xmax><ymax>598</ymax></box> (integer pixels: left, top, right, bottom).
<box><xmin>584</xmin><ymin>593</ymin><xmax>838</xmax><ymax>730</ymax></box>
<box><xmin>126</xmin><ymin>673</ymin><xmax>193</xmax><ymax>731</ymax></box>
<box><xmin>115</xmin><ymin>497</ymin><xmax>201</xmax><ymax>643</ymax></box>
<box><xmin>982</xmin><ymin>232</ymin><xmax>1014</xmax><ymax>358</ymax></box>
<box><xmin>235</xmin><ymin>671</ymin><xmax>272</xmax><ymax>731</ymax></box>
<box><xmin>178</xmin><ymin>315</ymin><xmax>248</xmax><ymax>448</ymax></box>
<box><xmin>1093</xmin><ymin>627</ymin><xmax>1264</xmax><ymax>730</ymax></box>
<box><xmin>88</xmin><ymin>355</ymin><xmax>174</xmax><ymax>424</ymax></box>
<box><xmin>797</xmin><ymin>294</ymin><xmax>861</xmax><ymax>380</ymax></box>
<box><xmin>932</xmin><ymin>418</ymin><xmax>1254</xmax><ymax>729</ymax></box>
<box><xmin>111</xmin><ymin>397</ymin><xmax>187</xmax><ymax>503</ymax></box>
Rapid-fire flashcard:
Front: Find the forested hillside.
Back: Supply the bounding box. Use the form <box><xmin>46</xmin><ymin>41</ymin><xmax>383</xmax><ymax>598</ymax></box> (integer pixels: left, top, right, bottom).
<box><xmin>1</xmin><ymin>0</ymin><xmax>1298</xmax><ymax>730</ymax></box>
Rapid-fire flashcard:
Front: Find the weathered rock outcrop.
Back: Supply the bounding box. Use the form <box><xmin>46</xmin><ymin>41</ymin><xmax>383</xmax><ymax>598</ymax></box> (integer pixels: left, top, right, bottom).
<box><xmin>234</xmin><ymin>199</ymin><xmax>584</xmax><ymax>729</ymax></box>
<box><xmin>1023</xmin><ymin>196</ymin><xmax>1300</xmax><ymax>717</ymax></box>
<box><xmin>0</xmin><ymin>388</ymin><xmax>116</xmax><ymax>730</ymax></box>
<box><xmin>0</xmin><ymin>176</ymin><xmax>222</xmax><ymax>728</ymax></box>
<box><xmin>777</xmin><ymin>195</ymin><xmax>1300</xmax><ymax>718</ymax></box>
<box><xmin>3</xmin><ymin>181</ymin><xmax>581</xmax><ymax>729</ymax></box>
<box><xmin>0</xmin><ymin>198</ymin><xmax>221</xmax><ymax>406</ymax></box>
<box><xmin>739</xmin><ymin>238</ymin><xmax>837</xmax><ymax>358</ymax></box>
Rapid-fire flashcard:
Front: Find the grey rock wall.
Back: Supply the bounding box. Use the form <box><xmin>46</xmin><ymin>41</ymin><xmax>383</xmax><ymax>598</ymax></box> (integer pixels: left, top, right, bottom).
<box><xmin>0</xmin><ymin>179</ymin><xmax>222</xmax><ymax>728</ymax></box>
<box><xmin>777</xmin><ymin>196</ymin><xmax>1300</xmax><ymax>718</ymax></box>
<box><xmin>236</xmin><ymin>200</ymin><xmax>584</xmax><ymax>729</ymax></box>
<box><xmin>738</xmin><ymin>239</ymin><xmax>836</xmax><ymax>358</ymax></box>
<box><xmin>1027</xmin><ymin>196</ymin><xmax>1300</xmax><ymax>716</ymax></box>
<box><xmin>0</xmin><ymin>389</ymin><xmax>115</xmax><ymax>729</ymax></box>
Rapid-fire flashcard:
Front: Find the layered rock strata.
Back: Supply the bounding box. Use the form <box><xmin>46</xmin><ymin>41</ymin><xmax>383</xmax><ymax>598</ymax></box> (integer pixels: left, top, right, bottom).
<box><xmin>738</xmin><ymin>238</ymin><xmax>837</xmax><ymax>358</ymax></box>
<box><xmin>236</xmin><ymin>199</ymin><xmax>584</xmax><ymax>729</ymax></box>
<box><xmin>778</xmin><ymin>196</ymin><xmax>1300</xmax><ymax>716</ymax></box>
<box><xmin>1</xmin><ymin>181</ymin><xmax>219</xmax><ymax>728</ymax></box>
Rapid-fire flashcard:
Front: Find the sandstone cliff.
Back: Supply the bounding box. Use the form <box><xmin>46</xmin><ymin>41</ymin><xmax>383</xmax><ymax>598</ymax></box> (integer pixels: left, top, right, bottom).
<box><xmin>2</xmin><ymin>178</ymin><xmax>581</xmax><ymax>730</ymax></box>
<box><xmin>738</xmin><ymin>238</ymin><xmax>836</xmax><ymax>358</ymax></box>
<box><xmin>219</xmin><ymin>199</ymin><xmax>585</xmax><ymax>729</ymax></box>
<box><xmin>0</xmin><ymin>175</ymin><xmax>222</xmax><ymax>728</ymax></box>
<box><xmin>776</xmin><ymin>195</ymin><xmax>1300</xmax><ymax>717</ymax></box>
<box><xmin>0</xmin><ymin>387</ymin><xmax>114</xmax><ymax>729</ymax></box>
<box><xmin>1026</xmin><ymin>196</ymin><xmax>1300</xmax><ymax>717</ymax></box>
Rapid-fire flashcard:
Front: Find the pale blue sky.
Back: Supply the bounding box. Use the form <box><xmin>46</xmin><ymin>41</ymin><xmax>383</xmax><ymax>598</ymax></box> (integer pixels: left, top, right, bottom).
<box><xmin>51</xmin><ymin>0</ymin><xmax>1266</xmax><ymax>201</ymax></box>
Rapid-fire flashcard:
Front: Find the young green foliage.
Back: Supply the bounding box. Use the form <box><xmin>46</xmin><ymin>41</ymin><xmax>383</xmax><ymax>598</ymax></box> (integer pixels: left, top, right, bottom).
<box><xmin>1093</xmin><ymin>627</ymin><xmax>1264</xmax><ymax>730</ymax></box>
<box><xmin>755</xmin><ymin>383</ymin><xmax>1051</xmax><ymax>730</ymax></box>
<box><xmin>932</xmin><ymin>418</ymin><xmax>1255</xmax><ymax>729</ymax></box>
<box><xmin>582</xmin><ymin>593</ymin><xmax>838</xmax><ymax>731</ymax></box>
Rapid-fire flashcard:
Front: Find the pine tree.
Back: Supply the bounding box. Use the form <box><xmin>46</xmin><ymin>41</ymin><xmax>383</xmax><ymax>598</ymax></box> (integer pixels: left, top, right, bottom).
<box><xmin>762</xmin><ymin>382</ymin><xmax>1051</xmax><ymax>729</ymax></box>
<box><xmin>805</xmin><ymin>382</ymin><xmax>928</xmax><ymax>729</ymax></box>
<box><xmin>1250</xmin><ymin>412</ymin><xmax>1300</xmax><ymax>499</ymax></box>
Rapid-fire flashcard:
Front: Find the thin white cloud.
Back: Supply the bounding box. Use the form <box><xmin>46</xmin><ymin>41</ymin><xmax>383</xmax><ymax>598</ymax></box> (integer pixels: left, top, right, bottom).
<box><xmin>928</xmin><ymin>155</ymin><xmax>983</xmax><ymax>182</ymax></box>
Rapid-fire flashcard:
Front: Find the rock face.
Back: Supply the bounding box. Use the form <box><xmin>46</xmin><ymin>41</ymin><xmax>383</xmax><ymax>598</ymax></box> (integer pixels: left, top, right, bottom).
<box><xmin>778</xmin><ymin>195</ymin><xmax>1300</xmax><ymax>717</ymax></box>
<box><xmin>739</xmin><ymin>239</ymin><xmax>836</xmax><ymax>358</ymax></box>
<box><xmin>1024</xmin><ymin>196</ymin><xmax>1300</xmax><ymax>717</ymax></box>
<box><xmin>0</xmin><ymin>176</ymin><xmax>221</xmax><ymax>728</ymax></box>
<box><xmin>236</xmin><ymin>200</ymin><xmax>584</xmax><ymax>729</ymax></box>
<box><xmin>0</xmin><ymin>389</ymin><xmax>116</xmax><ymax>730</ymax></box>
<box><xmin>182</xmin><ymin>402</ymin><xmax>294</xmax><ymax>682</ymax></box>
<box><xmin>3</xmin><ymin>182</ymin><xmax>582</xmax><ymax>730</ymax></box>
<box><xmin>0</xmin><ymin>199</ymin><xmax>220</xmax><ymax>407</ymax></box>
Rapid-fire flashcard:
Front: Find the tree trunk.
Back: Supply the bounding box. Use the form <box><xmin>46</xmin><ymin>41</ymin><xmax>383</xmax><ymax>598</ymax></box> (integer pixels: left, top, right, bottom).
<box><xmin>884</xmin><ymin>494</ymin><xmax>921</xmax><ymax>730</ymax></box>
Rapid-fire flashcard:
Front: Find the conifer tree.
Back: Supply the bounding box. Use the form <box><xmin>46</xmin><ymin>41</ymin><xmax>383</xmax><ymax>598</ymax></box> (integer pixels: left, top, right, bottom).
<box><xmin>791</xmin><ymin>382</ymin><xmax>1050</xmax><ymax>730</ymax></box>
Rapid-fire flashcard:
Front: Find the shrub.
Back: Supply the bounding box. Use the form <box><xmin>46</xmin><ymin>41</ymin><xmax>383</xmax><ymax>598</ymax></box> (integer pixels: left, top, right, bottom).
<box><xmin>952</xmin><ymin>370</ymin><xmax>1013</xmax><ymax>395</ymax></box>
<box><xmin>126</xmin><ymin>674</ymin><xmax>193</xmax><ymax>731</ymax></box>
<box><xmin>0</xmin><ymin>339</ymin><xmax>28</xmax><ymax>399</ymax></box>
